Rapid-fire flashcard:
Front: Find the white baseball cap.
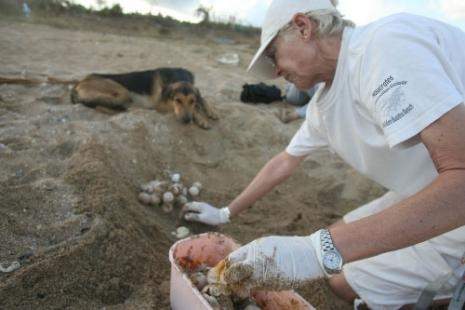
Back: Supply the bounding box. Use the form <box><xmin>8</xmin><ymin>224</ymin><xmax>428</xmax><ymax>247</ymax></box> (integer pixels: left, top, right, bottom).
<box><xmin>248</xmin><ymin>0</ymin><xmax>337</xmax><ymax>79</ymax></box>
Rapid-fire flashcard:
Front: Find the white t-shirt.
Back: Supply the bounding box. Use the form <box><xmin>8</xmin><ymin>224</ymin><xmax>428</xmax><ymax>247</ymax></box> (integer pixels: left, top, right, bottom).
<box><xmin>287</xmin><ymin>13</ymin><xmax>465</xmax><ymax>197</ymax></box>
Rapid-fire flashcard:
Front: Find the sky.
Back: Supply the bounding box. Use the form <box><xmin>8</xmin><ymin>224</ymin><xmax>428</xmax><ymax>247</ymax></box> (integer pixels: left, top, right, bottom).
<box><xmin>72</xmin><ymin>0</ymin><xmax>465</xmax><ymax>31</ymax></box>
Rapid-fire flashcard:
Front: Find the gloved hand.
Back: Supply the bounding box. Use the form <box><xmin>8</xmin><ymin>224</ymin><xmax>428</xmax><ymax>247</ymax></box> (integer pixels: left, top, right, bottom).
<box><xmin>183</xmin><ymin>202</ymin><xmax>230</xmax><ymax>226</ymax></box>
<box><xmin>224</xmin><ymin>232</ymin><xmax>325</xmax><ymax>292</ymax></box>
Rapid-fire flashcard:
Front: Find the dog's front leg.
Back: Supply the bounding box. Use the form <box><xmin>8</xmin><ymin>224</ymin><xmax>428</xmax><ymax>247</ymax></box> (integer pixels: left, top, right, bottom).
<box><xmin>203</xmin><ymin>101</ymin><xmax>219</xmax><ymax>120</ymax></box>
<box><xmin>193</xmin><ymin>110</ymin><xmax>211</xmax><ymax>129</ymax></box>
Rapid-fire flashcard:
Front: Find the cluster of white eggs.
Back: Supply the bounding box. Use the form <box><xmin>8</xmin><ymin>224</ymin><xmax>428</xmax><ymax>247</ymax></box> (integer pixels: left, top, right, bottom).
<box><xmin>138</xmin><ymin>173</ymin><xmax>202</xmax><ymax>212</ymax></box>
<box><xmin>138</xmin><ymin>173</ymin><xmax>203</xmax><ymax>239</ymax></box>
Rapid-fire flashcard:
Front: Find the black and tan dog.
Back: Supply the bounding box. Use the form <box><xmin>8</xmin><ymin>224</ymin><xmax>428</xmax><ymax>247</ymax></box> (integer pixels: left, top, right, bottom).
<box><xmin>70</xmin><ymin>68</ymin><xmax>218</xmax><ymax>129</ymax></box>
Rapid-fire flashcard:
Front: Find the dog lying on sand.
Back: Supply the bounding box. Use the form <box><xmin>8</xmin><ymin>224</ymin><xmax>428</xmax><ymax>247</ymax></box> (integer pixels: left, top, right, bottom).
<box><xmin>71</xmin><ymin>68</ymin><xmax>218</xmax><ymax>129</ymax></box>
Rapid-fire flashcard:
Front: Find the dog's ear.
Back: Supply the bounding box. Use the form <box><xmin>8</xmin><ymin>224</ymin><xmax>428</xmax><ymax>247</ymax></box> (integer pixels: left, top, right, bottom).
<box><xmin>161</xmin><ymin>84</ymin><xmax>175</xmax><ymax>103</ymax></box>
<box><xmin>194</xmin><ymin>87</ymin><xmax>206</xmax><ymax>109</ymax></box>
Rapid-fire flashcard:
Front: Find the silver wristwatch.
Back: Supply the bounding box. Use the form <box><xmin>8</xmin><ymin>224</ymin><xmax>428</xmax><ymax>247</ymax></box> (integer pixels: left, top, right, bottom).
<box><xmin>320</xmin><ymin>229</ymin><xmax>344</xmax><ymax>274</ymax></box>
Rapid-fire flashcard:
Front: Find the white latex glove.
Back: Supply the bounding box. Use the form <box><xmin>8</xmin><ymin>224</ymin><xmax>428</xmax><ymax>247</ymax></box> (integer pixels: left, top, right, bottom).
<box><xmin>183</xmin><ymin>202</ymin><xmax>230</xmax><ymax>226</ymax></box>
<box><xmin>224</xmin><ymin>232</ymin><xmax>325</xmax><ymax>291</ymax></box>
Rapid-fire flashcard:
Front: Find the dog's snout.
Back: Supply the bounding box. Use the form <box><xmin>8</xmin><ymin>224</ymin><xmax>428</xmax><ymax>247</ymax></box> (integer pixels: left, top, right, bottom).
<box><xmin>182</xmin><ymin>114</ymin><xmax>192</xmax><ymax>123</ymax></box>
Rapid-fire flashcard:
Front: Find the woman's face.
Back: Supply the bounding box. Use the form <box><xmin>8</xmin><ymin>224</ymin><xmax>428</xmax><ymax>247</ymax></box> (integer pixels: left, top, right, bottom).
<box><xmin>265</xmin><ymin>16</ymin><xmax>338</xmax><ymax>90</ymax></box>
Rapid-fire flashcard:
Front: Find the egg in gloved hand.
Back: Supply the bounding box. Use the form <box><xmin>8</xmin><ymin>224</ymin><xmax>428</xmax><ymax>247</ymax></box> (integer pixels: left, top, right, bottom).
<box><xmin>208</xmin><ymin>259</ymin><xmax>251</xmax><ymax>300</ymax></box>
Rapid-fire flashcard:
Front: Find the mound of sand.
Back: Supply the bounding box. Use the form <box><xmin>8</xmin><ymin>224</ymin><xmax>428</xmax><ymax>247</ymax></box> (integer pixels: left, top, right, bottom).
<box><xmin>0</xmin><ymin>20</ymin><xmax>384</xmax><ymax>309</ymax></box>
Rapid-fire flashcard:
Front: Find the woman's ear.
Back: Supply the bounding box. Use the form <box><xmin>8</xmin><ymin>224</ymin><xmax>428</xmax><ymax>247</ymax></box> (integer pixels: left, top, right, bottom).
<box><xmin>292</xmin><ymin>13</ymin><xmax>313</xmax><ymax>40</ymax></box>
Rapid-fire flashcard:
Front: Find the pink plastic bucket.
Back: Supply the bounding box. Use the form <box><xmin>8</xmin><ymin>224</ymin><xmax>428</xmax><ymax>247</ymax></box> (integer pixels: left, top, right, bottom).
<box><xmin>169</xmin><ymin>232</ymin><xmax>315</xmax><ymax>310</ymax></box>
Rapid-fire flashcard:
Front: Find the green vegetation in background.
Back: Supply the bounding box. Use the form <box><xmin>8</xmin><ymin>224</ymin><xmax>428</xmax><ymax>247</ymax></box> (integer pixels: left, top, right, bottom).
<box><xmin>0</xmin><ymin>0</ymin><xmax>259</xmax><ymax>36</ymax></box>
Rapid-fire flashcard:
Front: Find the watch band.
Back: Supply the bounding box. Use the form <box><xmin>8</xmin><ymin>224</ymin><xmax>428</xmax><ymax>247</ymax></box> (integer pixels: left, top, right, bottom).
<box><xmin>320</xmin><ymin>228</ymin><xmax>344</xmax><ymax>274</ymax></box>
<box><xmin>320</xmin><ymin>228</ymin><xmax>336</xmax><ymax>253</ymax></box>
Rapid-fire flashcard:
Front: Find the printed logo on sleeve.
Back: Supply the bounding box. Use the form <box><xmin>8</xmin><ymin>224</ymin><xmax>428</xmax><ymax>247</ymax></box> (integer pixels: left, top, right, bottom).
<box><xmin>372</xmin><ymin>75</ymin><xmax>394</xmax><ymax>97</ymax></box>
<box><xmin>372</xmin><ymin>75</ymin><xmax>412</xmax><ymax>128</ymax></box>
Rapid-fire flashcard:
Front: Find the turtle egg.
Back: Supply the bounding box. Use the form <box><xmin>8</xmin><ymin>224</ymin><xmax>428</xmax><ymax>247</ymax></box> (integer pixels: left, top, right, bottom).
<box><xmin>150</xmin><ymin>180</ymin><xmax>167</xmax><ymax>194</ymax></box>
<box><xmin>188</xmin><ymin>186</ymin><xmax>200</xmax><ymax>197</ymax></box>
<box><xmin>138</xmin><ymin>192</ymin><xmax>152</xmax><ymax>205</ymax></box>
<box><xmin>192</xmin><ymin>182</ymin><xmax>203</xmax><ymax>190</ymax></box>
<box><xmin>140</xmin><ymin>183</ymin><xmax>153</xmax><ymax>193</ymax></box>
<box><xmin>202</xmin><ymin>294</ymin><xmax>220</xmax><ymax>308</ymax></box>
<box><xmin>201</xmin><ymin>284</ymin><xmax>228</xmax><ymax>297</ymax></box>
<box><xmin>176</xmin><ymin>195</ymin><xmax>188</xmax><ymax>206</ymax></box>
<box><xmin>163</xmin><ymin>191</ymin><xmax>174</xmax><ymax>203</ymax></box>
<box><xmin>190</xmin><ymin>272</ymin><xmax>208</xmax><ymax>291</ymax></box>
<box><xmin>149</xmin><ymin>194</ymin><xmax>161</xmax><ymax>205</ymax></box>
<box><xmin>170</xmin><ymin>183</ymin><xmax>183</xmax><ymax>196</ymax></box>
<box><xmin>244</xmin><ymin>303</ymin><xmax>261</xmax><ymax>310</ymax></box>
<box><xmin>171</xmin><ymin>173</ymin><xmax>181</xmax><ymax>183</ymax></box>
<box><xmin>175</xmin><ymin>226</ymin><xmax>190</xmax><ymax>239</ymax></box>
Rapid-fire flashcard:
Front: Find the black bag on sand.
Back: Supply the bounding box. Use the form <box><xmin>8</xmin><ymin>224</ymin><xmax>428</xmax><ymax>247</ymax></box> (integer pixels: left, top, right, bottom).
<box><xmin>240</xmin><ymin>83</ymin><xmax>283</xmax><ymax>104</ymax></box>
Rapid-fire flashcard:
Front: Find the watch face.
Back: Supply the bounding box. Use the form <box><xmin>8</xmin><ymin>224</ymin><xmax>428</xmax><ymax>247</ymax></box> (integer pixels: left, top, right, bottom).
<box><xmin>323</xmin><ymin>250</ymin><xmax>342</xmax><ymax>272</ymax></box>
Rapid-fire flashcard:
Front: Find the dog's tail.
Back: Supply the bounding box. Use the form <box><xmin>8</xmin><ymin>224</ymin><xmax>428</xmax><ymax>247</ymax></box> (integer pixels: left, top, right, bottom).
<box><xmin>0</xmin><ymin>77</ymin><xmax>42</xmax><ymax>85</ymax></box>
<box><xmin>46</xmin><ymin>77</ymin><xmax>80</xmax><ymax>85</ymax></box>
<box><xmin>70</xmin><ymin>85</ymin><xmax>79</xmax><ymax>104</ymax></box>
<box><xmin>0</xmin><ymin>76</ymin><xmax>79</xmax><ymax>86</ymax></box>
